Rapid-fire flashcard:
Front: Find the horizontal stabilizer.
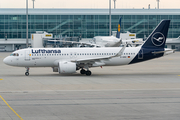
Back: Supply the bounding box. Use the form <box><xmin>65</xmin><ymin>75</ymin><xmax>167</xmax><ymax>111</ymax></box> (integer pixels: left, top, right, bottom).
<box><xmin>152</xmin><ymin>49</ymin><xmax>176</xmax><ymax>54</ymax></box>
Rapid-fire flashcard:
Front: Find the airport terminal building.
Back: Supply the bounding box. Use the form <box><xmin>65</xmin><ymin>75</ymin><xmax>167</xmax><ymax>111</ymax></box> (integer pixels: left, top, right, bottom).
<box><xmin>0</xmin><ymin>8</ymin><xmax>180</xmax><ymax>50</ymax></box>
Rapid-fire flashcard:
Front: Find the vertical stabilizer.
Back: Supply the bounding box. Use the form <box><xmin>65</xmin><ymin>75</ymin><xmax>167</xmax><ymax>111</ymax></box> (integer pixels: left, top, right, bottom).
<box><xmin>130</xmin><ymin>20</ymin><xmax>170</xmax><ymax>64</ymax></box>
<box><xmin>142</xmin><ymin>20</ymin><xmax>170</xmax><ymax>49</ymax></box>
<box><xmin>116</xmin><ymin>17</ymin><xmax>122</xmax><ymax>38</ymax></box>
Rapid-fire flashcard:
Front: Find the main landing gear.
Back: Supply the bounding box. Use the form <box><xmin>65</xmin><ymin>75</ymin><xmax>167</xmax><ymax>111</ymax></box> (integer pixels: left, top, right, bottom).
<box><xmin>80</xmin><ymin>69</ymin><xmax>92</xmax><ymax>76</ymax></box>
<box><xmin>25</xmin><ymin>67</ymin><xmax>29</xmax><ymax>76</ymax></box>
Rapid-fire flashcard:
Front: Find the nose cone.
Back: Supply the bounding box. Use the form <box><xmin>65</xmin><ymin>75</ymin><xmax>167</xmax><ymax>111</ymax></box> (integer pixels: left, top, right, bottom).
<box><xmin>3</xmin><ymin>57</ymin><xmax>8</xmax><ymax>65</ymax></box>
<box><xmin>3</xmin><ymin>57</ymin><xmax>11</xmax><ymax>65</ymax></box>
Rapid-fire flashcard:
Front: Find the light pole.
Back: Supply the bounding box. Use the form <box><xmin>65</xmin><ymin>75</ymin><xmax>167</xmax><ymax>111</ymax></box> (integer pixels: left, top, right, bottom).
<box><xmin>157</xmin><ymin>0</ymin><xmax>159</xmax><ymax>9</ymax></box>
<box><xmin>32</xmin><ymin>0</ymin><xmax>35</xmax><ymax>9</ymax></box>
<box><xmin>26</xmin><ymin>0</ymin><xmax>29</xmax><ymax>48</ymax></box>
<box><xmin>109</xmin><ymin>0</ymin><xmax>111</xmax><ymax>36</ymax></box>
<box><xmin>113</xmin><ymin>0</ymin><xmax>116</xmax><ymax>9</ymax></box>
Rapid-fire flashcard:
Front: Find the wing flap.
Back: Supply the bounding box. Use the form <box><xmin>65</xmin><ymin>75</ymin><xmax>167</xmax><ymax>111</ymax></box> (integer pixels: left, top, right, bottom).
<box><xmin>71</xmin><ymin>44</ymin><xmax>126</xmax><ymax>64</ymax></box>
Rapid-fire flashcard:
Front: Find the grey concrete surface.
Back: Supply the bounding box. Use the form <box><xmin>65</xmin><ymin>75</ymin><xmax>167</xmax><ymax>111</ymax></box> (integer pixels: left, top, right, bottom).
<box><xmin>0</xmin><ymin>52</ymin><xmax>180</xmax><ymax>120</ymax></box>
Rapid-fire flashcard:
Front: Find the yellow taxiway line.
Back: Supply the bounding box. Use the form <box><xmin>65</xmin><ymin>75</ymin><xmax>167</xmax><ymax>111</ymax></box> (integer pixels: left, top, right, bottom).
<box><xmin>0</xmin><ymin>78</ymin><xmax>3</xmax><ymax>80</ymax></box>
<box><xmin>0</xmin><ymin>95</ymin><xmax>23</xmax><ymax>120</ymax></box>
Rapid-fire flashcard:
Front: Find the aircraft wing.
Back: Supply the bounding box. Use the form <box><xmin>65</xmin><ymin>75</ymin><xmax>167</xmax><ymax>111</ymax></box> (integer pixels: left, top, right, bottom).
<box><xmin>71</xmin><ymin>45</ymin><xmax>126</xmax><ymax>65</ymax></box>
<box><xmin>71</xmin><ymin>56</ymin><xmax>113</xmax><ymax>63</ymax></box>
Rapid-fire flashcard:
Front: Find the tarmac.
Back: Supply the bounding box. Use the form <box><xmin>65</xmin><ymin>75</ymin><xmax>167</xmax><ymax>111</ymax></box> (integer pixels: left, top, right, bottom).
<box><xmin>0</xmin><ymin>52</ymin><xmax>180</xmax><ymax>120</ymax></box>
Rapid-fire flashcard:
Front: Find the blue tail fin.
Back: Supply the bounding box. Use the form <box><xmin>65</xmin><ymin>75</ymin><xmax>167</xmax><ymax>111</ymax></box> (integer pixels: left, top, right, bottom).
<box><xmin>142</xmin><ymin>20</ymin><xmax>170</xmax><ymax>49</ymax></box>
<box><xmin>129</xmin><ymin>20</ymin><xmax>170</xmax><ymax>64</ymax></box>
<box><xmin>116</xmin><ymin>17</ymin><xmax>122</xmax><ymax>38</ymax></box>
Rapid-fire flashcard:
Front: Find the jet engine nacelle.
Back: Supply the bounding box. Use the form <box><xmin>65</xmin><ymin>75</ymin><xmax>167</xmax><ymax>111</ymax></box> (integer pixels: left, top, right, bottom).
<box><xmin>58</xmin><ymin>61</ymin><xmax>76</xmax><ymax>74</ymax></box>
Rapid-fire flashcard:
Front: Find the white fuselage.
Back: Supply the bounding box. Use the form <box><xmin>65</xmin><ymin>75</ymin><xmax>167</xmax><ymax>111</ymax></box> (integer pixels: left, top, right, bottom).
<box><xmin>3</xmin><ymin>47</ymin><xmax>141</xmax><ymax>67</ymax></box>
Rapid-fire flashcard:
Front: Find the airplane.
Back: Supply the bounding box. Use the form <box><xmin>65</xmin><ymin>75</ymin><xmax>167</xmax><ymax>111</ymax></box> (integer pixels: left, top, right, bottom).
<box><xmin>3</xmin><ymin>20</ymin><xmax>175</xmax><ymax>76</ymax></box>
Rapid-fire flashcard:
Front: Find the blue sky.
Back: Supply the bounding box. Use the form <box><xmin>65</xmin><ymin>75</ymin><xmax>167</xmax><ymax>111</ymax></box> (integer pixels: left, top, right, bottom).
<box><xmin>0</xmin><ymin>0</ymin><xmax>179</xmax><ymax>9</ymax></box>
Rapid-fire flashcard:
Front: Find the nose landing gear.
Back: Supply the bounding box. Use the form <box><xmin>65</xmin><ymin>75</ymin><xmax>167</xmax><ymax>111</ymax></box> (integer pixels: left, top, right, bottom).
<box><xmin>25</xmin><ymin>67</ymin><xmax>29</xmax><ymax>76</ymax></box>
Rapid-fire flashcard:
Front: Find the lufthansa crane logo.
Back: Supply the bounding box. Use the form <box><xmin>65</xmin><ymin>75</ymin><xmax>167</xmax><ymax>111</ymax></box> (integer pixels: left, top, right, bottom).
<box><xmin>118</xmin><ymin>24</ymin><xmax>121</xmax><ymax>32</ymax></box>
<box><xmin>151</xmin><ymin>32</ymin><xmax>165</xmax><ymax>46</ymax></box>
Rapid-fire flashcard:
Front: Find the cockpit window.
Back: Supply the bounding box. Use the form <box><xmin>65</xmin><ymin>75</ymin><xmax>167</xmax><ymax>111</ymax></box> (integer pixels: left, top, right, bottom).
<box><xmin>10</xmin><ymin>53</ymin><xmax>19</xmax><ymax>56</ymax></box>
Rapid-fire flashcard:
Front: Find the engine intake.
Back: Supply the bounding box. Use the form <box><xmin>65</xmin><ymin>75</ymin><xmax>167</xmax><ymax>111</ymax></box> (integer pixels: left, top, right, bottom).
<box><xmin>58</xmin><ymin>61</ymin><xmax>76</xmax><ymax>74</ymax></box>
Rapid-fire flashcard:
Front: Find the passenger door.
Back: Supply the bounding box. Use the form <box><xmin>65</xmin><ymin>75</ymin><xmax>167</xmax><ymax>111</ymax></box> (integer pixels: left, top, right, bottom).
<box><xmin>24</xmin><ymin>50</ymin><xmax>30</xmax><ymax>61</ymax></box>
<box><xmin>138</xmin><ymin>49</ymin><xmax>143</xmax><ymax>59</ymax></box>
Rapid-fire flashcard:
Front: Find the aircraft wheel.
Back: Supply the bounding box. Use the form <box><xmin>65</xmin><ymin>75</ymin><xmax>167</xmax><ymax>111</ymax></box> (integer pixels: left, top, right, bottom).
<box><xmin>86</xmin><ymin>70</ymin><xmax>91</xmax><ymax>76</ymax></box>
<box><xmin>80</xmin><ymin>69</ymin><xmax>86</xmax><ymax>74</ymax></box>
<box><xmin>25</xmin><ymin>72</ymin><xmax>29</xmax><ymax>76</ymax></box>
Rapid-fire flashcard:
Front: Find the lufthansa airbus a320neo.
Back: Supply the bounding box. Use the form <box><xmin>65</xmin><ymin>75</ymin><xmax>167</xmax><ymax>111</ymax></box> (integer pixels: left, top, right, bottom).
<box><xmin>3</xmin><ymin>20</ymin><xmax>175</xmax><ymax>76</ymax></box>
